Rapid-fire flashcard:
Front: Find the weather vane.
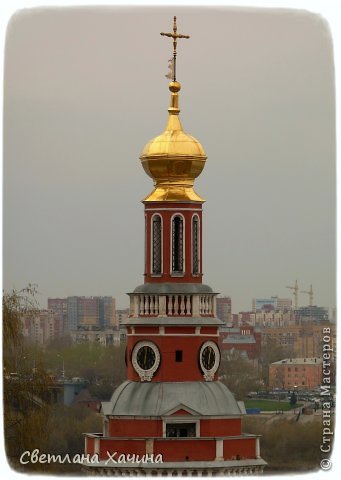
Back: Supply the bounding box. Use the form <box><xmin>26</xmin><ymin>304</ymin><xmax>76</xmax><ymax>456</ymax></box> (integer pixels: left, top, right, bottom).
<box><xmin>160</xmin><ymin>16</ymin><xmax>190</xmax><ymax>82</ymax></box>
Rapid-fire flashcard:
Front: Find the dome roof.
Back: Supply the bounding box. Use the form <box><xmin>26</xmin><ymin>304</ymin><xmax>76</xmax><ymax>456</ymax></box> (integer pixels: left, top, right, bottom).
<box><xmin>141</xmin><ymin>122</ymin><xmax>206</xmax><ymax>159</ymax></box>
<box><xmin>101</xmin><ymin>381</ymin><xmax>244</xmax><ymax>417</ymax></box>
<box><xmin>140</xmin><ymin>82</ymin><xmax>207</xmax><ymax>202</ymax></box>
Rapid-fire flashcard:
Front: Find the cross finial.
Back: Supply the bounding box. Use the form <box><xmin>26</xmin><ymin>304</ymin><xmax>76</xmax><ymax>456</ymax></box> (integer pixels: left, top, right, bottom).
<box><xmin>160</xmin><ymin>16</ymin><xmax>190</xmax><ymax>82</ymax></box>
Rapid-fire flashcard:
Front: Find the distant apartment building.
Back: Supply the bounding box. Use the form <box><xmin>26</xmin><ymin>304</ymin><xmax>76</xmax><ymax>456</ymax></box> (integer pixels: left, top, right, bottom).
<box><xmin>216</xmin><ymin>296</ymin><xmax>232</xmax><ymax>324</ymax></box>
<box><xmin>99</xmin><ymin>297</ymin><xmax>116</xmax><ymax>328</ymax></box>
<box><xmin>78</xmin><ymin>297</ymin><xmax>100</xmax><ymax>326</ymax></box>
<box><xmin>252</xmin><ymin>297</ymin><xmax>292</xmax><ymax>313</ymax></box>
<box><xmin>219</xmin><ymin>324</ymin><xmax>261</xmax><ymax>360</ymax></box>
<box><xmin>48</xmin><ymin>296</ymin><xmax>116</xmax><ymax>331</ymax></box>
<box><xmin>238</xmin><ymin>311</ymin><xmax>294</xmax><ymax>328</ymax></box>
<box><xmin>275</xmin><ymin>297</ymin><xmax>292</xmax><ymax>311</ymax></box>
<box><xmin>269</xmin><ymin>357</ymin><xmax>323</xmax><ymax>390</ymax></box>
<box><xmin>294</xmin><ymin>306</ymin><xmax>329</xmax><ymax>324</ymax></box>
<box><xmin>21</xmin><ymin>309</ymin><xmax>64</xmax><ymax>345</ymax></box>
<box><xmin>262</xmin><ymin>322</ymin><xmax>336</xmax><ymax>360</ymax></box>
<box><xmin>67</xmin><ymin>296</ymin><xmax>79</xmax><ymax>331</ymax></box>
<box><xmin>48</xmin><ymin>298</ymin><xmax>68</xmax><ymax>331</ymax></box>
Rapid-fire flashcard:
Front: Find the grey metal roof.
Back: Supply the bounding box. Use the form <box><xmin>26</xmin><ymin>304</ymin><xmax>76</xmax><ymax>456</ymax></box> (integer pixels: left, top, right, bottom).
<box><xmin>222</xmin><ymin>335</ymin><xmax>256</xmax><ymax>344</ymax></box>
<box><xmin>220</xmin><ymin>327</ymin><xmax>240</xmax><ymax>333</ymax></box>
<box><xmin>272</xmin><ymin>357</ymin><xmax>322</xmax><ymax>365</ymax></box>
<box><xmin>101</xmin><ymin>381</ymin><xmax>243</xmax><ymax>417</ymax></box>
<box><xmin>130</xmin><ymin>283</ymin><xmax>216</xmax><ymax>295</ymax></box>
<box><xmin>123</xmin><ymin>316</ymin><xmax>223</xmax><ymax>326</ymax></box>
<box><xmin>83</xmin><ymin>458</ymin><xmax>267</xmax><ymax>469</ymax></box>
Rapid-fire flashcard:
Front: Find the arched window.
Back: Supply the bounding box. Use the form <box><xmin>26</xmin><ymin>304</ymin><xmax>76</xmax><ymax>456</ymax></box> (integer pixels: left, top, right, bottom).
<box><xmin>192</xmin><ymin>215</ymin><xmax>199</xmax><ymax>275</ymax></box>
<box><xmin>172</xmin><ymin>215</ymin><xmax>184</xmax><ymax>273</ymax></box>
<box><xmin>152</xmin><ymin>215</ymin><xmax>162</xmax><ymax>274</ymax></box>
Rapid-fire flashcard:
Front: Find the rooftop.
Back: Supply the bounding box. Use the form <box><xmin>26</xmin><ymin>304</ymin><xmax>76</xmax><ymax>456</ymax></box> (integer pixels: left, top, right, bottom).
<box><xmin>271</xmin><ymin>357</ymin><xmax>322</xmax><ymax>365</ymax></box>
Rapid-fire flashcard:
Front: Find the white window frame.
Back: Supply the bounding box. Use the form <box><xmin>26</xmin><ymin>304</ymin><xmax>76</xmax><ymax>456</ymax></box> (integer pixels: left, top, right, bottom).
<box><xmin>191</xmin><ymin>213</ymin><xmax>200</xmax><ymax>276</ymax></box>
<box><xmin>170</xmin><ymin>213</ymin><xmax>185</xmax><ymax>276</ymax></box>
<box><xmin>150</xmin><ymin>213</ymin><xmax>163</xmax><ymax>276</ymax></box>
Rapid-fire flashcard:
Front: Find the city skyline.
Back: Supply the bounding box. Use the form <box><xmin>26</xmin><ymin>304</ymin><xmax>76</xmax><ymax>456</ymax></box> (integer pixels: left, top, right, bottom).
<box><xmin>3</xmin><ymin>7</ymin><xmax>336</xmax><ymax>313</ymax></box>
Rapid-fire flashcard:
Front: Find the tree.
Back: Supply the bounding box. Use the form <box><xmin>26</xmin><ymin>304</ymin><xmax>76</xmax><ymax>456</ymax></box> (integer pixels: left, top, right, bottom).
<box><xmin>260</xmin><ymin>338</ymin><xmax>294</xmax><ymax>387</ymax></box>
<box><xmin>290</xmin><ymin>391</ymin><xmax>297</xmax><ymax>407</ymax></box>
<box><xmin>219</xmin><ymin>350</ymin><xmax>262</xmax><ymax>400</ymax></box>
<box><xmin>3</xmin><ymin>286</ymin><xmax>52</xmax><ymax>471</ymax></box>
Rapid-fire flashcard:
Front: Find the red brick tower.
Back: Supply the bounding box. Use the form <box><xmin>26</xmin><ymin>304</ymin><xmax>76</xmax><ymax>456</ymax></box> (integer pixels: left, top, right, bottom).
<box><xmin>84</xmin><ymin>17</ymin><xmax>266</xmax><ymax>475</ymax></box>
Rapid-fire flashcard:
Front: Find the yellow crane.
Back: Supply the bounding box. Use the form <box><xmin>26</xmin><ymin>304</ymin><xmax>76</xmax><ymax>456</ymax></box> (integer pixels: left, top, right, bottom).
<box><xmin>286</xmin><ymin>280</ymin><xmax>299</xmax><ymax>308</ymax></box>
<box><xmin>301</xmin><ymin>284</ymin><xmax>314</xmax><ymax>306</ymax></box>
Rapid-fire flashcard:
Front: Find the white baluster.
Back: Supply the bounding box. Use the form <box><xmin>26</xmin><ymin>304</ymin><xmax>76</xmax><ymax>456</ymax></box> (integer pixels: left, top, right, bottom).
<box><xmin>144</xmin><ymin>296</ymin><xmax>149</xmax><ymax>315</ymax></box>
<box><xmin>180</xmin><ymin>295</ymin><xmax>185</xmax><ymax>315</ymax></box>
<box><xmin>154</xmin><ymin>295</ymin><xmax>159</xmax><ymax>315</ymax></box>
<box><xmin>140</xmin><ymin>295</ymin><xmax>145</xmax><ymax>315</ymax></box>
<box><xmin>150</xmin><ymin>296</ymin><xmax>154</xmax><ymax>315</ymax></box>
<box><xmin>174</xmin><ymin>295</ymin><xmax>178</xmax><ymax>315</ymax></box>
<box><xmin>158</xmin><ymin>296</ymin><xmax>166</xmax><ymax>316</ymax></box>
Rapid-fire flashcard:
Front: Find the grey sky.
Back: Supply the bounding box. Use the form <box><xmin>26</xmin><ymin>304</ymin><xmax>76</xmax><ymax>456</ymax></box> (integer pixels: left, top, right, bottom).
<box><xmin>3</xmin><ymin>6</ymin><xmax>335</xmax><ymax>312</ymax></box>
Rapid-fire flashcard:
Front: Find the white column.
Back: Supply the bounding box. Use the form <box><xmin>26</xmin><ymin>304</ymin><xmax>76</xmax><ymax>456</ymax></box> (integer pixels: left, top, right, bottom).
<box><xmin>192</xmin><ymin>295</ymin><xmax>200</xmax><ymax>316</ymax></box>
<box><xmin>146</xmin><ymin>438</ymin><xmax>154</xmax><ymax>455</ymax></box>
<box><xmin>129</xmin><ymin>295</ymin><xmax>134</xmax><ymax>315</ymax></box>
<box><xmin>140</xmin><ymin>295</ymin><xmax>145</xmax><ymax>315</ymax></box>
<box><xmin>133</xmin><ymin>295</ymin><xmax>139</xmax><ymax>318</ymax></box>
<box><xmin>94</xmin><ymin>437</ymin><xmax>100</xmax><ymax>456</ymax></box>
<box><xmin>215</xmin><ymin>439</ymin><xmax>224</xmax><ymax>460</ymax></box>
<box><xmin>158</xmin><ymin>296</ymin><xmax>166</xmax><ymax>316</ymax></box>
<box><xmin>213</xmin><ymin>295</ymin><xmax>217</xmax><ymax>317</ymax></box>
<box><xmin>256</xmin><ymin>437</ymin><xmax>260</xmax><ymax>458</ymax></box>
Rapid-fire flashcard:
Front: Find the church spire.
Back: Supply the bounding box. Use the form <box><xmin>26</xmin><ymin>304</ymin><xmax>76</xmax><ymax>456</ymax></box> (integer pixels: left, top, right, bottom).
<box><xmin>140</xmin><ymin>17</ymin><xmax>207</xmax><ymax>203</ymax></box>
<box><xmin>160</xmin><ymin>16</ymin><xmax>190</xmax><ymax>83</ymax></box>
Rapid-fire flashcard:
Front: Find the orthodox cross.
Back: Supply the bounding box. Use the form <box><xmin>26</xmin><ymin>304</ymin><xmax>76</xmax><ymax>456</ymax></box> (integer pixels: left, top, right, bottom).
<box><xmin>160</xmin><ymin>16</ymin><xmax>190</xmax><ymax>82</ymax></box>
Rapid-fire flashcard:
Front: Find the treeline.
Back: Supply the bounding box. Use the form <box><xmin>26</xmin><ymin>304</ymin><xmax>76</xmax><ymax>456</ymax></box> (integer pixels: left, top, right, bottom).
<box><xmin>243</xmin><ymin>416</ymin><xmax>329</xmax><ymax>472</ymax></box>
<box><xmin>3</xmin><ymin>287</ymin><xmax>106</xmax><ymax>473</ymax></box>
<box><xmin>25</xmin><ymin>339</ymin><xmax>127</xmax><ymax>399</ymax></box>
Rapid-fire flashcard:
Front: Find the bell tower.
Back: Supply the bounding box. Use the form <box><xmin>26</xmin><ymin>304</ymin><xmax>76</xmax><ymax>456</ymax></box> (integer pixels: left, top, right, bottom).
<box><xmin>84</xmin><ymin>17</ymin><xmax>266</xmax><ymax>475</ymax></box>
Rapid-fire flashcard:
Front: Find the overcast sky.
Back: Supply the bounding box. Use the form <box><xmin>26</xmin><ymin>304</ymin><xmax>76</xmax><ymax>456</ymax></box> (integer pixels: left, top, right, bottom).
<box><xmin>3</xmin><ymin>6</ymin><xmax>335</xmax><ymax>313</ymax></box>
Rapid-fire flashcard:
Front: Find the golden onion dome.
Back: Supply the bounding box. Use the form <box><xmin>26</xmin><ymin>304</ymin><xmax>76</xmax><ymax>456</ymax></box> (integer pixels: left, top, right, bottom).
<box><xmin>140</xmin><ymin>81</ymin><xmax>207</xmax><ymax>202</ymax></box>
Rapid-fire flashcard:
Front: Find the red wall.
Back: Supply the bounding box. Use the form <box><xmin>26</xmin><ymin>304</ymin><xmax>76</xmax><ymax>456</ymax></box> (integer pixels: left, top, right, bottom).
<box><xmin>127</xmin><ymin>334</ymin><xmax>219</xmax><ymax>382</ymax></box>
<box><xmin>154</xmin><ymin>439</ymin><xmax>216</xmax><ymax>462</ymax></box>
<box><xmin>109</xmin><ymin>419</ymin><xmax>162</xmax><ymax>438</ymax></box>
<box><xmin>144</xmin><ymin>202</ymin><xmax>203</xmax><ymax>283</ymax></box>
<box><xmin>223</xmin><ymin>438</ymin><xmax>256</xmax><ymax>459</ymax></box>
<box><xmin>86</xmin><ymin>437</ymin><xmax>94</xmax><ymax>455</ymax></box>
<box><xmin>165</xmin><ymin>326</ymin><xmax>196</xmax><ymax>334</ymax></box>
<box><xmin>200</xmin><ymin>419</ymin><xmax>241</xmax><ymax>437</ymax></box>
<box><xmin>99</xmin><ymin>439</ymin><xmax>146</xmax><ymax>460</ymax></box>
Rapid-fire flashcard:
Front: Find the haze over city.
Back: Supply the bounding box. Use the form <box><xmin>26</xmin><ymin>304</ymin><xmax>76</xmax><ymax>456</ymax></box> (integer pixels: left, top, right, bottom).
<box><xmin>3</xmin><ymin>6</ymin><xmax>335</xmax><ymax>313</ymax></box>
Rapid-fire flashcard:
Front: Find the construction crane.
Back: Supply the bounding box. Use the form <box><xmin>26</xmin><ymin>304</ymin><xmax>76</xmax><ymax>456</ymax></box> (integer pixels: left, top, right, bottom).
<box><xmin>301</xmin><ymin>284</ymin><xmax>314</xmax><ymax>306</ymax></box>
<box><xmin>286</xmin><ymin>280</ymin><xmax>299</xmax><ymax>308</ymax></box>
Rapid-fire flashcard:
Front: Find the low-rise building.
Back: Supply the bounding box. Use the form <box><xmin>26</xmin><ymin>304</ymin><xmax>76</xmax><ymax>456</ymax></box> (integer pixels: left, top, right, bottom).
<box><xmin>70</xmin><ymin>327</ymin><xmax>121</xmax><ymax>346</ymax></box>
<box><xmin>220</xmin><ymin>324</ymin><xmax>261</xmax><ymax>360</ymax></box>
<box><xmin>269</xmin><ymin>357</ymin><xmax>322</xmax><ymax>390</ymax></box>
